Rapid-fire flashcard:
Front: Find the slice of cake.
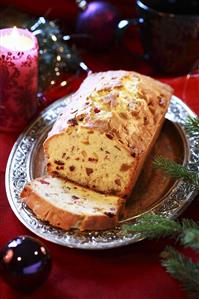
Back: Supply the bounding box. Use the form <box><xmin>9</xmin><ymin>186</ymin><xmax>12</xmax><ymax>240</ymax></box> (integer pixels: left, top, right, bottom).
<box><xmin>44</xmin><ymin>70</ymin><xmax>173</xmax><ymax>197</ymax></box>
<box><xmin>20</xmin><ymin>176</ymin><xmax>125</xmax><ymax>231</ymax></box>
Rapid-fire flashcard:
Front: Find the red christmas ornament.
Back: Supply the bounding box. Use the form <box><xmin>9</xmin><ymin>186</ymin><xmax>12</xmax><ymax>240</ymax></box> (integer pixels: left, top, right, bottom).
<box><xmin>76</xmin><ymin>1</ymin><xmax>120</xmax><ymax>49</ymax></box>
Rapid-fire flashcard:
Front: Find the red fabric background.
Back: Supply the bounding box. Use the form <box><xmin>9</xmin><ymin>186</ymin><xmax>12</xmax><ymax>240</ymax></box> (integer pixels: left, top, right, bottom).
<box><xmin>0</xmin><ymin>1</ymin><xmax>199</xmax><ymax>299</ymax></box>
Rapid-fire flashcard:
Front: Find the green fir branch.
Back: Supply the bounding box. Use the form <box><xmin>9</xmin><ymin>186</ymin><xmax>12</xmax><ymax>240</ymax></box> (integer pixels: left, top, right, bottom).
<box><xmin>161</xmin><ymin>246</ymin><xmax>199</xmax><ymax>299</ymax></box>
<box><xmin>185</xmin><ymin>116</ymin><xmax>199</xmax><ymax>135</ymax></box>
<box><xmin>123</xmin><ymin>214</ymin><xmax>181</xmax><ymax>239</ymax></box>
<box><xmin>181</xmin><ymin>219</ymin><xmax>199</xmax><ymax>250</ymax></box>
<box><xmin>181</xmin><ymin>228</ymin><xmax>199</xmax><ymax>250</ymax></box>
<box><xmin>123</xmin><ymin>215</ymin><xmax>199</xmax><ymax>249</ymax></box>
<box><xmin>153</xmin><ymin>157</ymin><xmax>199</xmax><ymax>187</ymax></box>
<box><xmin>123</xmin><ymin>215</ymin><xmax>199</xmax><ymax>298</ymax></box>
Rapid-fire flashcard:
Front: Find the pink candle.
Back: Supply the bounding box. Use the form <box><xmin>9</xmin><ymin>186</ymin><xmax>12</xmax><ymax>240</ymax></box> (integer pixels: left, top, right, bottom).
<box><xmin>0</xmin><ymin>27</ymin><xmax>38</xmax><ymax>132</ymax></box>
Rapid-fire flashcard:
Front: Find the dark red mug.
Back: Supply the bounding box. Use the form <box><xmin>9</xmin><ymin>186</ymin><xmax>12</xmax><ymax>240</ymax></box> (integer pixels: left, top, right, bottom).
<box><xmin>118</xmin><ymin>0</ymin><xmax>199</xmax><ymax>75</ymax></box>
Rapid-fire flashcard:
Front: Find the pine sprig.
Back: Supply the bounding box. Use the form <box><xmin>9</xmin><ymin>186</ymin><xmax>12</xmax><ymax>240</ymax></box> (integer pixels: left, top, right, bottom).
<box><xmin>181</xmin><ymin>219</ymin><xmax>199</xmax><ymax>250</ymax></box>
<box><xmin>153</xmin><ymin>157</ymin><xmax>199</xmax><ymax>187</ymax></box>
<box><xmin>123</xmin><ymin>215</ymin><xmax>199</xmax><ymax>248</ymax></box>
<box><xmin>161</xmin><ymin>246</ymin><xmax>199</xmax><ymax>299</ymax></box>
<box><xmin>123</xmin><ymin>214</ymin><xmax>181</xmax><ymax>239</ymax></box>
<box><xmin>185</xmin><ymin>116</ymin><xmax>199</xmax><ymax>135</ymax></box>
<box><xmin>123</xmin><ymin>215</ymin><xmax>199</xmax><ymax>298</ymax></box>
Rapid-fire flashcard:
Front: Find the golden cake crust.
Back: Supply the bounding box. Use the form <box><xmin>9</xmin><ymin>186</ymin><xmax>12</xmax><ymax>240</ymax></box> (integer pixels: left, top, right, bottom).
<box><xmin>46</xmin><ymin>70</ymin><xmax>172</xmax><ymax>148</ymax></box>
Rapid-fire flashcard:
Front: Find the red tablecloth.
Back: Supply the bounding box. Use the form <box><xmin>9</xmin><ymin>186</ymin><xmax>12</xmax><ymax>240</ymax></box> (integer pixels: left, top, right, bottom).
<box><xmin>0</xmin><ymin>1</ymin><xmax>199</xmax><ymax>299</ymax></box>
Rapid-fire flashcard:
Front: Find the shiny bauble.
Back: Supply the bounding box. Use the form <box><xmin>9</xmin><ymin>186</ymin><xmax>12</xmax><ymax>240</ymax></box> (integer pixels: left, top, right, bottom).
<box><xmin>0</xmin><ymin>236</ymin><xmax>51</xmax><ymax>292</ymax></box>
<box><xmin>76</xmin><ymin>1</ymin><xmax>120</xmax><ymax>49</ymax></box>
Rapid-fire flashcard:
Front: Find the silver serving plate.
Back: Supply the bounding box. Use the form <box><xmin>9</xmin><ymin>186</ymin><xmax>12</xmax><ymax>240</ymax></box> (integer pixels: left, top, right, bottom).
<box><xmin>5</xmin><ymin>96</ymin><xmax>199</xmax><ymax>249</ymax></box>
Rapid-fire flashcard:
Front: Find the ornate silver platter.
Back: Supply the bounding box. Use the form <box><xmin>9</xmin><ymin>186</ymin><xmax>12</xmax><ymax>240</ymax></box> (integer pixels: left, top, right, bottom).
<box><xmin>5</xmin><ymin>95</ymin><xmax>199</xmax><ymax>249</ymax></box>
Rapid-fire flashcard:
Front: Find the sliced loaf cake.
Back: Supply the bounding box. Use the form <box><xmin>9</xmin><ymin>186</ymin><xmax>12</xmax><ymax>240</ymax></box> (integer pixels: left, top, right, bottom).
<box><xmin>20</xmin><ymin>176</ymin><xmax>124</xmax><ymax>231</ymax></box>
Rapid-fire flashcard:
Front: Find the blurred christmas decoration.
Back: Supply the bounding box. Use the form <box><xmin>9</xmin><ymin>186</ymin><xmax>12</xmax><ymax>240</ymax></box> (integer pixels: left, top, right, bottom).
<box><xmin>76</xmin><ymin>0</ymin><xmax>120</xmax><ymax>49</ymax></box>
<box><xmin>29</xmin><ymin>17</ymin><xmax>89</xmax><ymax>92</ymax></box>
<box><xmin>0</xmin><ymin>236</ymin><xmax>51</xmax><ymax>292</ymax></box>
<box><xmin>0</xmin><ymin>8</ymin><xmax>90</xmax><ymax>98</ymax></box>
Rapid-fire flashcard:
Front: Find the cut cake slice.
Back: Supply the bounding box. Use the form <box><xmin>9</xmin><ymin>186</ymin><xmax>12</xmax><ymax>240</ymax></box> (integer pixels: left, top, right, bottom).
<box><xmin>20</xmin><ymin>176</ymin><xmax>125</xmax><ymax>231</ymax></box>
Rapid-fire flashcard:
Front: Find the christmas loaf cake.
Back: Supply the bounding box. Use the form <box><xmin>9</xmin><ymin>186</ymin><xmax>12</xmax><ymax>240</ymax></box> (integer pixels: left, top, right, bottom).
<box><xmin>44</xmin><ymin>71</ymin><xmax>173</xmax><ymax>197</ymax></box>
<box><xmin>20</xmin><ymin>176</ymin><xmax>124</xmax><ymax>231</ymax></box>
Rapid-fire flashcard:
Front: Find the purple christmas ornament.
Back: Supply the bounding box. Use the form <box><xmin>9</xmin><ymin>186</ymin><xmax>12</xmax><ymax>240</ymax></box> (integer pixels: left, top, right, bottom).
<box><xmin>76</xmin><ymin>1</ymin><xmax>120</xmax><ymax>49</ymax></box>
<box><xmin>0</xmin><ymin>236</ymin><xmax>51</xmax><ymax>293</ymax></box>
